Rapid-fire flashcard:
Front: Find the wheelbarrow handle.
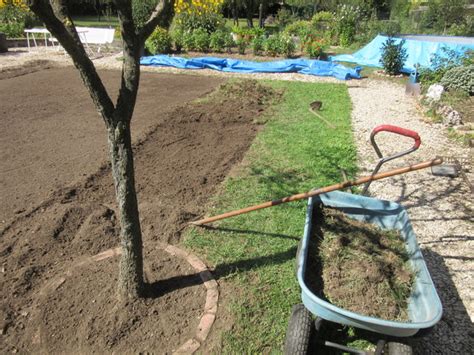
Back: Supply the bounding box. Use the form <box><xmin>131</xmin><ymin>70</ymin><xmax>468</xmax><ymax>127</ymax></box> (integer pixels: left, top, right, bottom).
<box><xmin>362</xmin><ymin>125</ymin><xmax>421</xmax><ymax>195</ymax></box>
<box><xmin>371</xmin><ymin>125</ymin><xmax>421</xmax><ymax>159</ymax></box>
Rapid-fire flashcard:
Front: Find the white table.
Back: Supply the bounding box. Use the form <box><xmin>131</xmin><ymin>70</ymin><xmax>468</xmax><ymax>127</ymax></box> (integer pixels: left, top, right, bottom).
<box><xmin>24</xmin><ymin>28</ymin><xmax>54</xmax><ymax>51</ymax></box>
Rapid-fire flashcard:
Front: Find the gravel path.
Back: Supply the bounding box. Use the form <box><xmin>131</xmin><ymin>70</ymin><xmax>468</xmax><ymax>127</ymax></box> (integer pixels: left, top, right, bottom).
<box><xmin>1</xmin><ymin>48</ymin><xmax>473</xmax><ymax>353</ymax></box>
<box><xmin>349</xmin><ymin>79</ymin><xmax>473</xmax><ymax>353</ymax></box>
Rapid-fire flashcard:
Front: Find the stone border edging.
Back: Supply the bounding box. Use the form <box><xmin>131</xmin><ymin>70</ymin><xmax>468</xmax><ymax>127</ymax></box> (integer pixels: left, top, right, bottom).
<box><xmin>42</xmin><ymin>243</ymin><xmax>218</xmax><ymax>354</ymax></box>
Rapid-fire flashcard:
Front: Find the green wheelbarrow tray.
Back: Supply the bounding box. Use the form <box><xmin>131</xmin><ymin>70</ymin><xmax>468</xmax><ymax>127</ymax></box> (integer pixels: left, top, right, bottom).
<box><xmin>297</xmin><ymin>190</ymin><xmax>443</xmax><ymax>337</ymax></box>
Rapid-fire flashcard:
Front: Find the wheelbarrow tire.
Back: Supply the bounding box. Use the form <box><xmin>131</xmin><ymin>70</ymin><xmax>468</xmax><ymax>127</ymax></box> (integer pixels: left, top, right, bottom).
<box><xmin>284</xmin><ymin>304</ymin><xmax>314</xmax><ymax>355</ymax></box>
<box><xmin>387</xmin><ymin>341</ymin><xmax>413</xmax><ymax>355</ymax></box>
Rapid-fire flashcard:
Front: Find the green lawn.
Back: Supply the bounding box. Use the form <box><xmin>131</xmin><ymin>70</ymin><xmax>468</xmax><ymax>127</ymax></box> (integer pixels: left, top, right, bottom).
<box><xmin>184</xmin><ymin>80</ymin><xmax>358</xmax><ymax>352</ymax></box>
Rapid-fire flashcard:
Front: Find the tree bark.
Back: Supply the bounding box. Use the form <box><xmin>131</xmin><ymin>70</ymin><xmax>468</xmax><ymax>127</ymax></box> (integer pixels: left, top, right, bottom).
<box><xmin>108</xmin><ymin>120</ymin><xmax>144</xmax><ymax>299</ymax></box>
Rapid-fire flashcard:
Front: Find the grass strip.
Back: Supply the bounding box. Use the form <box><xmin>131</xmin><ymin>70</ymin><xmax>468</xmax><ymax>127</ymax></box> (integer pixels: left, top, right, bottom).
<box><xmin>184</xmin><ymin>79</ymin><xmax>357</xmax><ymax>352</ymax></box>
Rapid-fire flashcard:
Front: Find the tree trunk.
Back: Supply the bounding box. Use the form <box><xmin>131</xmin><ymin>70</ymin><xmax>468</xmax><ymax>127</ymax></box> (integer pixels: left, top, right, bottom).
<box><xmin>245</xmin><ymin>0</ymin><xmax>254</xmax><ymax>28</ymax></box>
<box><xmin>258</xmin><ymin>2</ymin><xmax>264</xmax><ymax>28</ymax></box>
<box><xmin>108</xmin><ymin>119</ymin><xmax>144</xmax><ymax>300</ymax></box>
<box><xmin>232</xmin><ymin>0</ymin><xmax>238</xmax><ymax>26</ymax></box>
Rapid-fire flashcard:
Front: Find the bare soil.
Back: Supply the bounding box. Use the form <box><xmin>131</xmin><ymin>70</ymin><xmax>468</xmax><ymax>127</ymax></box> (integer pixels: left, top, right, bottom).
<box><xmin>0</xmin><ymin>64</ymin><xmax>277</xmax><ymax>353</ymax></box>
<box><xmin>306</xmin><ymin>206</ymin><xmax>414</xmax><ymax>321</ymax></box>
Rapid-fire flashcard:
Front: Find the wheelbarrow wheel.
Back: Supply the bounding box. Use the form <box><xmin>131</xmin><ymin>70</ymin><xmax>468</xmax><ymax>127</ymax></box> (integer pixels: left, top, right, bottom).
<box><xmin>387</xmin><ymin>341</ymin><xmax>413</xmax><ymax>355</ymax></box>
<box><xmin>284</xmin><ymin>304</ymin><xmax>314</xmax><ymax>355</ymax></box>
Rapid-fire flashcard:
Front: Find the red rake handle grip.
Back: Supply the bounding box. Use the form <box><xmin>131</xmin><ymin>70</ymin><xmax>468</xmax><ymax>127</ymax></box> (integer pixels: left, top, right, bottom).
<box><xmin>372</xmin><ymin>124</ymin><xmax>421</xmax><ymax>149</ymax></box>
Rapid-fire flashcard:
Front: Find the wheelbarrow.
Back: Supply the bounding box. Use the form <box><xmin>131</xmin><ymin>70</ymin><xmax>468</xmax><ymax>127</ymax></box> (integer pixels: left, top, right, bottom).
<box><xmin>284</xmin><ymin>126</ymin><xmax>443</xmax><ymax>354</ymax></box>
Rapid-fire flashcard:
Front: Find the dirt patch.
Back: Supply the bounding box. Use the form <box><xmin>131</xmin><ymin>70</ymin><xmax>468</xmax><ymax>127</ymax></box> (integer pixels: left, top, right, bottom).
<box><xmin>0</xmin><ymin>74</ymin><xmax>279</xmax><ymax>352</ymax></box>
<box><xmin>306</xmin><ymin>206</ymin><xmax>414</xmax><ymax>321</ymax></box>
<box><xmin>0</xmin><ymin>59</ymin><xmax>58</xmax><ymax>80</ymax></box>
<box><xmin>32</xmin><ymin>250</ymin><xmax>205</xmax><ymax>354</ymax></box>
<box><xmin>0</xmin><ymin>67</ymin><xmax>223</xmax><ymax>224</ymax></box>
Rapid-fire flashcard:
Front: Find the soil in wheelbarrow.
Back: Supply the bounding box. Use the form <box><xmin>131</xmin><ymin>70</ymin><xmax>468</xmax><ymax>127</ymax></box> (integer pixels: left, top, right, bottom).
<box><xmin>306</xmin><ymin>205</ymin><xmax>415</xmax><ymax>321</ymax></box>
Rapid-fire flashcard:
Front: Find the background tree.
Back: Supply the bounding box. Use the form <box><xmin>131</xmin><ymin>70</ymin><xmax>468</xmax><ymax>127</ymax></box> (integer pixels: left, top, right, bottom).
<box><xmin>27</xmin><ymin>0</ymin><xmax>174</xmax><ymax>301</ymax></box>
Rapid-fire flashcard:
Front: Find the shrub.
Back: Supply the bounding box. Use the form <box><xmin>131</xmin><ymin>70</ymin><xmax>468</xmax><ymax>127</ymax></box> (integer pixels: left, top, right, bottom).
<box><xmin>280</xmin><ymin>34</ymin><xmax>296</xmax><ymax>58</ymax></box>
<box><xmin>236</xmin><ymin>37</ymin><xmax>247</xmax><ymax>55</ymax></box>
<box><xmin>171</xmin><ymin>28</ymin><xmax>185</xmax><ymax>52</ymax></box>
<box><xmin>223</xmin><ymin>32</ymin><xmax>234</xmax><ymax>53</ymax></box>
<box><xmin>380</xmin><ymin>37</ymin><xmax>407</xmax><ymax>75</ymax></box>
<box><xmin>440</xmin><ymin>65</ymin><xmax>474</xmax><ymax>95</ymax></box>
<box><xmin>132</xmin><ymin>0</ymin><xmax>157</xmax><ymax>29</ymax></box>
<box><xmin>283</xmin><ymin>20</ymin><xmax>311</xmax><ymax>38</ymax></box>
<box><xmin>174</xmin><ymin>0</ymin><xmax>225</xmax><ymax>33</ymax></box>
<box><xmin>192</xmin><ymin>28</ymin><xmax>210</xmax><ymax>52</ymax></box>
<box><xmin>264</xmin><ymin>35</ymin><xmax>282</xmax><ymax>57</ymax></box>
<box><xmin>0</xmin><ymin>0</ymin><xmax>36</xmax><ymax>38</ymax></box>
<box><xmin>182</xmin><ymin>30</ymin><xmax>195</xmax><ymax>51</ymax></box>
<box><xmin>276</xmin><ymin>8</ymin><xmax>297</xmax><ymax>29</ymax></box>
<box><xmin>145</xmin><ymin>27</ymin><xmax>172</xmax><ymax>54</ymax></box>
<box><xmin>419</xmin><ymin>47</ymin><xmax>470</xmax><ymax>87</ymax></box>
<box><xmin>251</xmin><ymin>35</ymin><xmax>265</xmax><ymax>56</ymax></box>
<box><xmin>311</xmin><ymin>11</ymin><xmax>334</xmax><ymax>27</ymax></box>
<box><xmin>304</xmin><ymin>36</ymin><xmax>327</xmax><ymax>59</ymax></box>
<box><xmin>209</xmin><ymin>30</ymin><xmax>226</xmax><ymax>52</ymax></box>
<box><xmin>335</xmin><ymin>4</ymin><xmax>359</xmax><ymax>47</ymax></box>
<box><xmin>0</xmin><ymin>22</ymin><xmax>24</xmax><ymax>38</ymax></box>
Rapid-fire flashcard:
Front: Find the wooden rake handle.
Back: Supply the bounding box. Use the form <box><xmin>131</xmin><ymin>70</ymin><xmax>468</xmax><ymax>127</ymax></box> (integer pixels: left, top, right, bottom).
<box><xmin>189</xmin><ymin>158</ymin><xmax>443</xmax><ymax>226</ymax></box>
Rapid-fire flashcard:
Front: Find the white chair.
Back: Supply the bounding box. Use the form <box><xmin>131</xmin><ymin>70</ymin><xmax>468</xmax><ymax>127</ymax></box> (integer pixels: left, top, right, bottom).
<box><xmin>75</xmin><ymin>26</ymin><xmax>115</xmax><ymax>54</ymax></box>
<box><xmin>49</xmin><ymin>27</ymin><xmax>115</xmax><ymax>55</ymax></box>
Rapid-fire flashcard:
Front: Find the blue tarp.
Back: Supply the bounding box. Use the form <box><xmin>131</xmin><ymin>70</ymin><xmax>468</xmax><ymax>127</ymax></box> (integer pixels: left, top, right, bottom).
<box><xmin>332</xmin><ymin>34</ymin><xmax>474</xmax><ymax>73</ymax></box>
<box><xmin>140</xmin><ymin>55</ymin><xmax>362</xmax><ymax>80</ymax></box>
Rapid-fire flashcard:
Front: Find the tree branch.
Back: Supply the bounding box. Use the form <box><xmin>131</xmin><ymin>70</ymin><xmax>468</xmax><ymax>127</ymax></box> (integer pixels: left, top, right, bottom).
<box><xmin>139</xmin><ymin>0</ymin><xmax>175</xmax><ymax>41</ymax></box>
<box><xmin>28</xmin><ymin>0</ymin><xmax>115</xmax><ymax>123</ymax></box>
<box><xmin>112</xmin><ymin>0</ymin><xmax>141</xmax><ymax>124</ymax></box>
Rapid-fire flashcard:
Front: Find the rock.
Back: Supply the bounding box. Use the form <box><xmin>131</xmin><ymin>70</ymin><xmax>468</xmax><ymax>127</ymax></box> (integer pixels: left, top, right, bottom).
<box><xmin>426</xmin><ymin>84</ymin><xmax>445</xmax><ymax>102</ymax></box>
<box><xmin>437</xmin><ymin>105</ymin><xmax>463</xmax><ymax>126</ymax></box>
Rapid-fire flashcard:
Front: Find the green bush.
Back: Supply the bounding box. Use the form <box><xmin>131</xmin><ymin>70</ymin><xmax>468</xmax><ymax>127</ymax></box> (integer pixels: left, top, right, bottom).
<box><xmin>171</xmin><ymin>28</ymin><xmax>185</xmax><ymax>52</ymax></box>
<box><xmin>223</xmin><ymin>32</ymin><xmax>235</xmax><ymax>53</ymax></box>
<box><xmin>264</xmin><ymin>35</ymin><xmax>282</xmax><ymax>57</ymax></box>
<box><xmin>440</xmin><ymin>65</ymin><xmax>474</xmax><ymax>95</ymax></box>
<box><xmin>304</xmin><ymin>35</ymin><xmax>327</xmax><ymax>58</ymax></box>
<box><xmin>379</xmin><ymin>37</ymin><xmax>407</xmax><ymax>75</ymax></box>
<box><xmin>335</xmin><ymin>5</ymin><xmax>360</xmax><ymax>47</ymax></box>
<box><xmin>251</xmin><ymin>35</ymin><xmax>265</xmax><ymax>56</ymax></box>
<box><xmin>280</xmin><ymin>34</ymin><xmax>296</xmax><ymax>58</ymax></box>
<box><xmin>192</xmin><ymin>28</ymin><xmax>210</xmax><ymax>52</ymax></box>
<box><xmin>0</xmin><ymin>1</ymin><xmax>37</xmax><ymax>38</ymax></box>
<box><xmin>311</xmin><ymin>11</ymin><xmax>334</xmax><ymax>26</ymax></box>
<box><xmin>175</xmin><ymin>12</ymin><xmax>225</xmax><ymax>34</ymax></box>
<box><xmin>210</xmin><ymin>30</ymin><xmax>227</xmax><ymax>53</ymax></box>
<box><xmin>283</xmin><ymin>20</ymin><xmax>311</xmax><ymax>38</ymax></box>
<box><xmin>236</xmin><ymin>37</ymin><xmax>247</xmax><ymax>55</ymax></box>
<box><xmin>183</xmin><ymin>30</ymin><xmax>195</xmax><ymax>51</ymax></box>
<box><xmin>132</xmin><ymin>0</ymin><xmax>158</xmax><ymax>29</ymax></box>
<box><xmin>276</xmin><ymin>8</ymin><xmax>297</xmax><ymax>29</ymax></box>
<box><xmin>145</xmin><ymin>27</ymin><xmax>172</xmax><ymax>54</ymax></box>
<box><xmin>419</xmin><ymin>47</ymin><xmax>470</xmax><ymax>87</ymax></box>
<box><xmin>0</xmin><ymin>22</ymin><xmax>24</xmax><ymax>38</ymax></box>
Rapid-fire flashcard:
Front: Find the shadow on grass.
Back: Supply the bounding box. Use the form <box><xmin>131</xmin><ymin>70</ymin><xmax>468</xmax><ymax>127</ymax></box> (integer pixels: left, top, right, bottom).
<box><xmin>144</xmin><ymin>245</ymin><xmax>297</xmax><ymax>299</ymax></box>
<box><xmin>200</xmin><ymin>225</ymin><xmax>299</xmax><ymax>241</ymax></box>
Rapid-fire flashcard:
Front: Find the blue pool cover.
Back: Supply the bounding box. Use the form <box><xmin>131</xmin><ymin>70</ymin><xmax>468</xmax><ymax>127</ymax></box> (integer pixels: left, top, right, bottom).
<box><xmin>140</xmin><ymin>55</ymin><xmax>362</xmax><ymax>80</ymax></box>
<box><xmin>332</xmin><ymin>34</ymin><xmax>474</xmax><ymax>73</ymax></box>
